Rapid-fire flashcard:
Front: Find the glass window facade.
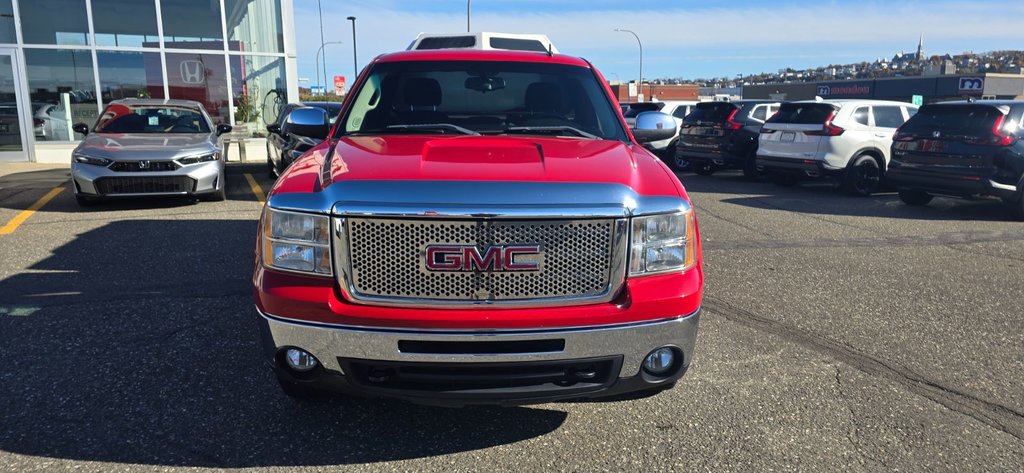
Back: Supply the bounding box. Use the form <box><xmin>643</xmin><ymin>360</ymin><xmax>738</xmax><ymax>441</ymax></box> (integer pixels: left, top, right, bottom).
<box><xmin>232</xmin><ymin>55</ymin><xmax>287</xmax><ymax>130</ymax></box>
<box><xmin>97</xmin><ymin>51</ymin><xmax>166</xmax><ymax>105</ymax></box>
<box><xmin>0</xmin><ymin>0</ymin><xmax>292</xmax><ymax>158</ymax></box>
<box><xmin>92</xmin><ymin>0</ymin><xmax>161</xmax><ymax>48</ymax></box>
<box><xmin>226</xmin><ymin>0</ymin><xmax>284</xmax><ymax>53</ymax></box>
<box><xmin>24</xmin><ymin>49</ymin><xmax>98</xmax><ymax>141</ymax></box>
<box><xmin>166</xmin><ymin>52</ymin><xmax>231</xmax><ymax>125</ymax></box>
<box><xmin>0</xmin><ymin>0</ymin><xmax>16</xmax><ymax>44</ymax></box>
<box><xmin>161</xmin><ymin>0</ymin><xmax>225</xmax><ymax>50</ymax></box>
<box><xmin>19</xmin><ymin>0</ymin><xmax>90</xmax><ymax>45</ymax></box>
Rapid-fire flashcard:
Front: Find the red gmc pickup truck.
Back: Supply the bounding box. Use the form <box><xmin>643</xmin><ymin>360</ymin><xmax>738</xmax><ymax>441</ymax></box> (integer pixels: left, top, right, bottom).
<box><xmin>253</xmin><ymin>49</ymin><xmax>704</xmax><ymax>406</ymax></box>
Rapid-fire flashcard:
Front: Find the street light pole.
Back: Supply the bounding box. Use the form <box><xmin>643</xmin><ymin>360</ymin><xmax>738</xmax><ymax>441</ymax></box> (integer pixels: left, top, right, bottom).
<box><xmin>347</xmin><ymin>16</ymin><xmax>358</xmax><ymax>82</ymax></box>
<box><xmin>467</xmin><ymin>1</ymin><xmax>471</xmax><ymax>32</ymax></box>
<box><xmin>315</xmin><ymin>41</ymin><xmax>344</xmax><ymax>94</ymax></box>
<box><xmin>317</xmin><ymin>0</ymin><xmax>327</xmax><ymax>95</ymax></box>
<box><xmin>614</xmin><ymin>28</ymin><xmax>643</xmax><ymax>101</ymax></box>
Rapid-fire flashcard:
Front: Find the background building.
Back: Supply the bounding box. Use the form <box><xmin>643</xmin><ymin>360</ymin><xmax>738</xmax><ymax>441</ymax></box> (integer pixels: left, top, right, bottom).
<box><xmin>0</xmin><ymin>0</ymin><xmax>299</xmax><ymax>163</ymax></box>
<box><xmin>743</xmin><ymin>73</ymin><xmax>1024</xmax><ymax>103</ymax></box>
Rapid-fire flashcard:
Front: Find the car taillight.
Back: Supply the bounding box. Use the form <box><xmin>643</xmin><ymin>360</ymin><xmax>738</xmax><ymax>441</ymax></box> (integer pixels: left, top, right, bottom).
<box><xmin>803</xmin><ymin>111</ymin><xmax>844</xmax><ymax>136</ymax></box>
<box><xmin>724</xmin><ymin>109</ymin><xmax>742</xmax><ymax>131</ymax></box>
<box><xmin>892</xmin><ymin>130</ymin><xmax>914</xmax><ymax>142</ymax></box>
<box><xmin>963</xmin><ymin>114</ymin><xmax>1016</xmax><ymax>146</ymax></box>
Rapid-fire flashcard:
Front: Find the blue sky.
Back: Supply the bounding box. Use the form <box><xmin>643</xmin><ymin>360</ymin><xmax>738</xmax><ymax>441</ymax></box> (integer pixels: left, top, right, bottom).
<box><xmin>294</xmin><ymin>0</ymin><xmax>1024</xmax><ymax>86</ymax></box>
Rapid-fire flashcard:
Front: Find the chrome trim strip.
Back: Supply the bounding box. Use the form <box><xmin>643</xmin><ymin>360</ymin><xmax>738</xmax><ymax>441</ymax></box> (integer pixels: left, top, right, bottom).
<box><xmin>333</xmin><ymin>217</ymin><xmax>629</xmax><ymax>308</ymax></box>
<box><xmin>989</xmin><ymin>180</ymin><xmax>1018</xmax><ymax>192</ymax></box>
<box><xmin>257</xmin><ymin>306</ymin><xmax>701</xmax><ymax>377</ymax></box>
<box><xmin>266</xmin><ymin>180</ymin><xmax>692</xmax><ymax>219</ymax></box>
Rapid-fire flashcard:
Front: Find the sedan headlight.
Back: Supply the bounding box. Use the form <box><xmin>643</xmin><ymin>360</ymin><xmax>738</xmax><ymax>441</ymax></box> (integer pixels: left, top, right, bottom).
<box><xmin>261</xmin><ymin>208</ymin><xmax>332</xmax><ymax>275</ymax></box>
<box><xmin>629</xmin><ymin>211</ymin><xmax>697</xmax><ymax>276</ymax></box>
<box><xmin>178</xmin><ymin>152</ymin><xmax>220</xmax><ymax>165</ymax></box>
<box><xmin>72</xmin><ymin>153</ymin><xmax>111</xmax><ymax>166</ymax></box>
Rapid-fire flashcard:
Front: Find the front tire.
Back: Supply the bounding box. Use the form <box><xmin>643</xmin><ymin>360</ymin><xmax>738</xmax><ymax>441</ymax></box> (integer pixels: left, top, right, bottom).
<box><xmin>898</xmin><ymin>189</ymin><xmax>933</xmax><ymax>206</ymax></box>
<box><xmin>844</xmin><ymin>155</ymin><xmax>882</xmax><ymax>197</ymax></box>
<box><xmin>741</xmin><ymin>150</ymin><xmax>761</xmax><ymax>181</ymax></box>
<box><xmin>668</xmin><ymin>151</ymin><xmax>690</xmax><ymax>172</ymax></box>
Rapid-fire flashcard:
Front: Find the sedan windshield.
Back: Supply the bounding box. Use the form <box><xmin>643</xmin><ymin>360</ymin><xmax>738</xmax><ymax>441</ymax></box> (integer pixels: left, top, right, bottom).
<box><xmin>94</xmin><ymin>105</ymin><xmax>212</xmax><ymax>134</ymax></box>
<box><xmin>338</xmin><ymin>60</ymin><xmax>627</xmax><ymax>141</ymax></box>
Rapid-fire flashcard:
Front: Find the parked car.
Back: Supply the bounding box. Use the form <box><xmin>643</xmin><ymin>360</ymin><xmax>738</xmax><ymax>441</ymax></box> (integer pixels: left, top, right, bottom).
<box><xmin>888</xmin><ymin>100</ymin><xmax>1024</xmax><ymax>219</ymax></box>
<box><xmin>69</xmin><ymin>99</ymin><xmax>232</xmax><ymax>206</ymax></box>
<box><xmin>254</xmin><ymin>48</ymin><xmax>703</xmax><ymax>405</ymax></box>
<box><xmin>266</xmin><ymin>101</ymin><xmax>342</xmax><ymax>177</ymax></box>
<box><xmin>757</xmin><ymin>99</ymin><xmax>918</xmax><ymax>195</ymax></box>
<box><xmin>674</xmin><ymin>100</ymin><xmax>781</xmax><ymax>177</ymax></box>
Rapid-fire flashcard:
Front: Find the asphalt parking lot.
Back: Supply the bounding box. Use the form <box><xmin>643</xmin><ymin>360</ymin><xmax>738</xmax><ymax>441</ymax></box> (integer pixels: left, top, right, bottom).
<box><xmin>0</xmin><ymin>162</ymin><xmax>1022</xmax><ymax>472</ymax></box>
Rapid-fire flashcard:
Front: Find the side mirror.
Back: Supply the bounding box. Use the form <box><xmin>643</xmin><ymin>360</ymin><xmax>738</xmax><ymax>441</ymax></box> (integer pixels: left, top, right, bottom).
<box><xmin>72</xmin><ymin>123</ymin><xmax>90</xmax><ymax>136</ymax></box>
<box><xmin>283</xmin><ymin>107</ymin><xmax>330</xmax><ymax>139</ymax></box>
<box><xmin>266</xmin><ymin>124</ymin><xmax>281</xmax><ymax>135</ymax></box>
<box><xmin>216</xmin><ymin>124</ymin><xmax>233</xmax><ymax>136</ymax></box>
<box><xmin>632</xmin><ymin>111</ymin><xmax>677</xmax><ymax>143</ymax></box>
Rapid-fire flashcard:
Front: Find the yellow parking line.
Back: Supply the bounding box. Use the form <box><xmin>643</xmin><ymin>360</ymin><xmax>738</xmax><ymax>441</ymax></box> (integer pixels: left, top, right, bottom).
<box><xmin>0</xmin><ymin>186</ymin><xmax>65</xmax><ymax>235</ymax></box>
<box><xmin>243</xmin><ymin>173</ymin><xmax>266</xmax><ymax>204</ymax></box>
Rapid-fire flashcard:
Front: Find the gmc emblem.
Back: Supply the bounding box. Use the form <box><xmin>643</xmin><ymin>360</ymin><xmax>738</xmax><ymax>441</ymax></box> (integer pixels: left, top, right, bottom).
<box><xmin>424</xmin><ymin>245</ymin><xmax>542</xmax><ymax>272</ymax></box>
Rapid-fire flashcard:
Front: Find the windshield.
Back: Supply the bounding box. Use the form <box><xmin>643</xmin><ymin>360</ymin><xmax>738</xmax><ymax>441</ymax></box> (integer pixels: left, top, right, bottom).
<box><xmin>94</xmin><ymin>104</ymin><xmax>211</xmax><ymax>134</ymax></box>
<box><xmin>338</xmin><ymin>60</ymin><xmax>627</xmax><ymax>141</ymax></box>
<box><xmin>898</xmin><ymin>104</ymin><xmax>1004</xmax><ymax>137</ymax></box>
<box><xmin>683</xmin><ymin>102</ymin><xmax>738</xmax><ymax>123</ymax></box>
<box><xmin>768</xmin><ymin>103</ymin><xmax>836</xmax><ymax>125</ymax></box>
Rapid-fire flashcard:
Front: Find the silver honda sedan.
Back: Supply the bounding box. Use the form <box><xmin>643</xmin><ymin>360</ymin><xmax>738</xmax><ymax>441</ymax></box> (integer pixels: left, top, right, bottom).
<box><xmin>69</xmin><ymin>99</ymin><xmax>232</xmax><ymax>206</ymax></box>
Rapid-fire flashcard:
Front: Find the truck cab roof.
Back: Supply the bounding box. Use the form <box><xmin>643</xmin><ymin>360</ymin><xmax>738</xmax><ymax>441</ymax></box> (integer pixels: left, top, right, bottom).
<box><xmin>407</xmin><ymin>32</ymin><xmax>558</xmax><ymax>54</ymax></box>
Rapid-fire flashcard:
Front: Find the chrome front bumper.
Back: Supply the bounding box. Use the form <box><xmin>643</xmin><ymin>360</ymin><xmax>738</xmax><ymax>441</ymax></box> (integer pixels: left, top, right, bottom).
<box><xmin>257</xmin><ymin>308</ymin><xmax>701</xmax><ymax>378</ymax></box>
<box><xmin>71</xmin><ymin>160</ymin><xmax>224</xmax><ymax>196</ymax></box>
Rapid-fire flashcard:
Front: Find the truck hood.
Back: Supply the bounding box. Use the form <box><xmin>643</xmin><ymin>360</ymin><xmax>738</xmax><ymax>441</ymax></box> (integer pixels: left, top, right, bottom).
<box><xmin>75</xmin><ymin>133</ymin><xmax>217</xmax><ymax>161</ymax></box>
<box><xmin>272</xmin><ymin>135</ymin><xmax>682</xmax><ymax>197</ymax></box>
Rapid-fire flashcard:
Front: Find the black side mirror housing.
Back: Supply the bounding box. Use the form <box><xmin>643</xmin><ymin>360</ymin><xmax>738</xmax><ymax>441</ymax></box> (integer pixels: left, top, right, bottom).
<box><xmin>216</xmin><ymin>124</ymin><xmax>233</xmax><ymax>136</ymax></box>
<box><xmin>283</xmin><ymin>107</ymin><xmax>330</xmax><ymax>139</ymax></box>
<box><xmin>72</xmin><ymin>123</ymin><xmax>90</xmax><ymax>136</ymax></box>
<box><xmin>267</xmin><ymin>124</ymin><xmax>281</xmax><ymax>135</ymax></box>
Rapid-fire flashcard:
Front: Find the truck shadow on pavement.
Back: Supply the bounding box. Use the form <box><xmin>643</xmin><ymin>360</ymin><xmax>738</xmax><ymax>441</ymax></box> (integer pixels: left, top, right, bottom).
<box><xmin>0</xmin><ymin>219</ymin><xmax>566</xmax><ymax>468</ymax></box>
<box><xmin>678</xmin><ymin>172</ymin><xmax>1013</xmax><ymax>222</ymax></box>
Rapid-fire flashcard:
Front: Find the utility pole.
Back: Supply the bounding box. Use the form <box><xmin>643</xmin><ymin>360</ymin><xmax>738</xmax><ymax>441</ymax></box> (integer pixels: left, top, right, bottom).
<box><xmin>317</xmin><ymin>0</ymin><xmax>326</xmax><ymax>93</ymax></box>
<box><xmin>614</xmin><ymin>29</ymin><xmax>643</xmax><ymax>101</ymax></box>
<box><xmin>467</xmin><ymin>1</ymin><xmax>471</xmax><ymax>32</ymax></box>
<box><xmin>347</xmin><ymin>17</ymin><xmax>358</xmax><ymax>81</ymax></box>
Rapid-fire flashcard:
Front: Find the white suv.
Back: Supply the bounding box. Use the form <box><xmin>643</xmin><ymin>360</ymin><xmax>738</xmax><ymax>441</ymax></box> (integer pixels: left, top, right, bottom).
<box><xmin>757</xmin><ymin>99</ymin><xmax>918</xmax><ymax>195</ymax></box>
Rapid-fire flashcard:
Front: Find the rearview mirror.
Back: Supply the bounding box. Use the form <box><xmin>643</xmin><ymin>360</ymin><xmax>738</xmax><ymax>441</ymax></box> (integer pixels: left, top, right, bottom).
<box><xmin>267</xmin><ymin>124</ymin><xmax>281</xmax><ymax>135</ymax></box>
<box><xmin>632</xmin><ymin>111</ymin><xmax>677</xmax><ymax>143</ymax></box>
<box><xmin>72</xmin><ymin>123</ymin><xmax>90</xmax><ymax>136</ymax></box>
<box><xmin>283</xmin><ymin>107</ymin><xmax>330</xmax><ymax>139</ymax></box>
<box><xmin>465</xmin><ymin>76</ymin><xmax>506</xmax><ymax>92</ymax></box>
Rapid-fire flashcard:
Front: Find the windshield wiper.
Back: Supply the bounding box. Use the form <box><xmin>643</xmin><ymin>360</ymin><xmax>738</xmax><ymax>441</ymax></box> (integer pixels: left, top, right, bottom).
<box><xmin>503</xmin><ymin>126</ymin><xmax>599</xmax><ymax>140</ymax></box>
<box><xmin>385</xmin><ymin>124</ymin><xmax>480</xmax><ymax>136</ymax></box>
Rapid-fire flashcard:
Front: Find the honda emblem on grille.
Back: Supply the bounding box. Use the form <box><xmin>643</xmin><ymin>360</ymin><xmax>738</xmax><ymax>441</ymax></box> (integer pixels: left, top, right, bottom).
<box><xmin>138</xmin><ymin>160</ymin><xmax>150</xmax><ymax>169</ymax></box>
<box><xmin>424</xmin><ymin>245</ymin><xmax>543</xmax><ymax>272</ymax></box>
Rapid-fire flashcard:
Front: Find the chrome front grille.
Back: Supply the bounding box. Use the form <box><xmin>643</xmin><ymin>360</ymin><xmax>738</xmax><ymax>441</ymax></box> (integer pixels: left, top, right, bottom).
<box><xmin>338</xmin><ymin>217</ymin><xmax>627</xmax><ymax>307</ymax></box>
<box><xmin>108</xmin><ymin>160</ymin><xmax>179</xmax><ymax>172</ymax></box>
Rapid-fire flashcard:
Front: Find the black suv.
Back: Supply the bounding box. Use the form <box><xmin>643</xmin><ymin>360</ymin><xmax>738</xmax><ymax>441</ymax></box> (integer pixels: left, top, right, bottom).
<box><xmin>673</xmin><ymin>100</ymin><xmax>781</xmax><ymax>177</ymax></box>
<box><xmin>888</xmin><ymin>100</ymin><xmax>1024</xmax><ymax>219</ymax></box>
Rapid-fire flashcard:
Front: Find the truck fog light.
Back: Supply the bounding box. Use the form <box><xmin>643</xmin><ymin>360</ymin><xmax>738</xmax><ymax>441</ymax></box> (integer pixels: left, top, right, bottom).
<box><xmin>643</xmin><ymin>347</ymin><xmax>677</xmax><ymax>376</ymax></box>
<box><xmin>284</xmin><ymin>348</ymin><xmax>318</xmax><ymax>372</ymax></box>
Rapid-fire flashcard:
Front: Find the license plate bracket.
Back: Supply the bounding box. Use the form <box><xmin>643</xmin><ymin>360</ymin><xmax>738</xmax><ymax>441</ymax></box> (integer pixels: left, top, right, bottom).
<box><xmin>781</xmin><ymin>131</ymin><xmax>796</xmax><ymax>142</ymax></box>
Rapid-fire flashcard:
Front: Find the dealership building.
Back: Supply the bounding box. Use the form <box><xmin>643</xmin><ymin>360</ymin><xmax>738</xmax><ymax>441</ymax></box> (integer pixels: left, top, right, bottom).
<box><xmin>743</xmin><ymin>73</ymin><xmax>1024</xmax><ymax>104</ymax></box>
<box><xmin>0</xmin><ymin>0</ymin><xmax>299</xmax><ymax>163</ymax></box>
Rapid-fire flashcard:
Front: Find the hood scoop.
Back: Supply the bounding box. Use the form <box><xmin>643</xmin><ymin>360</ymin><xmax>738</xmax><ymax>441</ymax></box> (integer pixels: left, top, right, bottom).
<box><xmin>420</xmin><ymin>138</ymin><xmax>546</xmax><ymax>179</ymax></box>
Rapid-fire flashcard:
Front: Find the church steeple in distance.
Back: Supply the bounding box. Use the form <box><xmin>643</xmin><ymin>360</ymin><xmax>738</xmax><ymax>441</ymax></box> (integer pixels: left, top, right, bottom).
<box><xmin>916</xmin><ymin>33</ymin><xmax>925</xmax><ymax>62</ymax></box>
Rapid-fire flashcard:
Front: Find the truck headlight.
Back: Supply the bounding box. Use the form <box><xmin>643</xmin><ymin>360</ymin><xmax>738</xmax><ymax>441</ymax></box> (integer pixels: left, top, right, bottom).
<box><xmin>629</xmin><ymin>211</ymin><xmax>697</xmax><ymax>276</ymax></box>
<box><xmin>72</xmin><ymin>153</ymin><xmax>111</xmax><ymax>166</ymax></box>
<box><xmin>262</xmin><ymin>208</ymin><xmax>332</xmax><ymax>275</ymax></box>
